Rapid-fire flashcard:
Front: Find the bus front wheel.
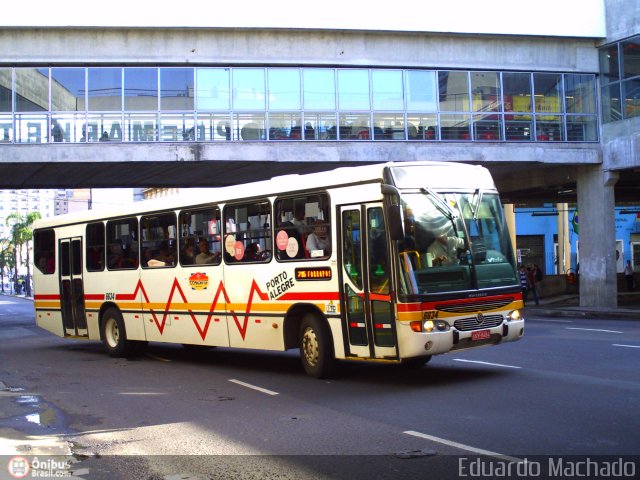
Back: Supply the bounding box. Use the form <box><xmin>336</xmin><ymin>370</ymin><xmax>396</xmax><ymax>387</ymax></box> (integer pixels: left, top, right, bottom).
<box><xmin>299</xmin><ymin>314</ymin><xmax>335</xmax><ymax>378</ymax></box>
<box><xmin>101</xmin><ymin>307</ymin><xmax>140</xmax><ymax>357</ymax></box>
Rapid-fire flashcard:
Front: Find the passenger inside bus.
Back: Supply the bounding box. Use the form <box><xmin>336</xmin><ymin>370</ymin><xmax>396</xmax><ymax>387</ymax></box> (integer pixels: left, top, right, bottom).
<box><xmin>196</xmin><ymin>239</ymin><xmax>220</xmax><ymax>265</ymax></box>
<box><xmin>180</xmin><ymin>240</ymin><xmax>195</xmax><ymax>265</ymax></box>
<box><xmin>306</xmin><ymin>220</ymin><xmax>330</xmax><ymax>257</ymax></box>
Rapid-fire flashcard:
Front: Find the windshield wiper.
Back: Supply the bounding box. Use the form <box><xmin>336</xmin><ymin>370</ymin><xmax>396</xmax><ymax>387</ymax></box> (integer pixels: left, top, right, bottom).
<box><xmin>472</xmin><ymin>188</ymin><xmax>484</xmax><ymax>220</ymax></box>
<box><xmin>420</xmin><ymin>187</ymin><xmax>456</xmax><ymax>221</ymax></box>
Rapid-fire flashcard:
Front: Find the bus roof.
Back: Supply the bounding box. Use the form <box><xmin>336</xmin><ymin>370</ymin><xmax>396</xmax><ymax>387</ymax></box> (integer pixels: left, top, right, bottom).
<box><xmin>33</xmin><ymin>161</ymin><xmax>494</xmax><ymax>230</ymax></box>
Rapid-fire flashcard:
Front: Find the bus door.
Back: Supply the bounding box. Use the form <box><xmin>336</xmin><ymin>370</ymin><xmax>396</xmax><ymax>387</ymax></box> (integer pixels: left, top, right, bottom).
<box><xmin>339</xmin><ymin>204</ymin><xmax>398</xmax><ymax>360</ymax></box>
<box><xmin>59</xmin><ymin>237</ymin><xmax>88</xmax><ymax>337</ymax></box>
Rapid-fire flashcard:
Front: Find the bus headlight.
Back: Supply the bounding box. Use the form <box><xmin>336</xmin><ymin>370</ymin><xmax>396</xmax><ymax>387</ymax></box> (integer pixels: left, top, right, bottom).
<box><xmin>507</xmin><ymin>310</ymin><xmax>522</xmax><ymax>321</ymax></box>
<box><xmin>424</xmin><ymin>320</ymin><xmax>450</xmax><ymax>332</ymax></box>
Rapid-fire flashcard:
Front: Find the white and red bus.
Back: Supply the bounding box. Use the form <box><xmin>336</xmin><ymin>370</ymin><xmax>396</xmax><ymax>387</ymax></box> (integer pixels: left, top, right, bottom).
<box><xmin>32</xmin><ymin>161</ymin><xmax>524</xmax><ymax>378</ymax></box>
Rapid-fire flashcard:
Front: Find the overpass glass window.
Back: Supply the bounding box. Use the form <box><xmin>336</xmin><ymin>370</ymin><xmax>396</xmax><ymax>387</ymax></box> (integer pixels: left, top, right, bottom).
<box><xmin>268</xmin><ymin>69</ymin><xmax>301</xmax><ymax>110</ymax></box>
<box><xmin>0</xmin><ymin>114</ymin><xmax>12</xmax><ymax>142</ymax></box>
<box><xmin>106</xmin><ymin>218</ymin><xmax>139</xmax><ymax>270</ymax></box>
<box><xmin>86</xmin><ymin>114</ymin><xmax>123</xmax><ymax>142</ymax></box>
<box><xmin>302</xmin><ymin>112</ymin><xmax>336</xmax><ymax>140</ymax></box>
<box><xmin>533</xmin><ymin>73</ymin><xmax>562</xmax><ymax>114</ymax></box>
<box><xmin>232</xmin><ymin>69</ymin><xmax>265</xmax><ymax>110</ymax></box>
<box><xmin>622</xmin><ymin>37</ymin><xmax>640</xmax><ymax>79</ymax></box>
<box><xmin>268</xmin><ymin>113</ymin><xmax>302</xmax><ymax>140</ymax></box>
<box><xmin>51</xmin><ymin>114</ymin><xmax>84</xmax><ymax>143</ymax></box>
<box><xmin>15</xmin><ymin>68</ymin><xmax>49</xmax><ymax>112</ymax></box>
<box><xmin>599</xmin><ymin>44</ymin><xmax>620</xmax><ymax>84</ymax></box>
<box><xmin>234</xmin><ymin>113</ymin><xmax>265</xmax><ymax>140</ymax></box>
<box><xmin>440</xmin><ymin>113</ymin><xmax>470</xmax><ymax>140</ymax></box>
<box><xmin>338</xmin><ymin>69</ymin><xmax>370</xmax><ymax>111</ymax></box>
<box><xmin>564</xmin><ymin>74</ymin><xmax>596</xmax><ymax>114</ymax></box>
<box><xmin>196</xmin><ymin>68</ymin><xmax>230</xmax><ymax>110</ymax></box>
<box><xmin>504</xmin><ymin>115</ymin><xmax>531</xmax><ymax>141</ymax></box>
<box><xmin>438</xmin><ymin>71</ymin><xmax>469</xmax><ymax>112</ymax></box>
<box><xmin>601</xmin><ymin>83</ymin><xmax>622</xmax><ymax>123</ymax></box>
<box><xmin>373</xmin><ymin>113</ymin><xmax>405</xmax><ymax>140</ymax></box>
<box><xmin>535</xmin><ymin>115</ymin><xmax>563</xmax><ymax>141</ymax></box>
<box><xmin>0</xmin><ymin>68</ymin><xmax>11</xmax><ymax>112</ymax></box>
<box><xmin>372</xmin><ymin>70</ymin><xmax>403</xmax><ymax>111</ymax></box>
<box><xmin>160</xmin><ymin>68</ymin><xmax>194</xmax><ymax>111</ymax></box>
<box><xmin>160</xmin><ymin>113</ymin><xmax>195</xmax><ymax>141</ymax></box>
<box><xmin>15</xmin><ymin>113</ymin><xmax>47</xmax><ymax>143</ymax></box>
<box><xmin>51</xmin><ymin>68</ymin><xmax>85</xmax><ymax>112</ymax></box>
<box><xmin>407</xmin><ymin>114</ymin><xmax>437</xmax><ymax>141</ymax></box>
<box><xmin>473</xmin><ymin>114</ymin><xmax>502</xmax><ymax>141</ymax></box>
<box><xmin>196</xmin><ymin>113</ymin><xmax>231</xmax><ymax>141</ymax></box>
<box><xmin>566</xmin><ymin>115</ymin><xmax>597</xmax><ymax>141</ymax></box>
<box><xmin>86</xmin><ymin>222</ymin><xmax>105</xmax><ymax>272</ymax></box>
<box><xmin>405</xmin><ymin>71</ymin><xmax>437</xmax><ymax>112</ymax></box>
<box><xmin>124</xmin><ymin>113</ymin><xmax>158</xmax><ymax>141</ymax></box>
<box><xmin>88</xmin><ymin>68</ymin><xmax>122</xmax><ymax>111</ymax></box>
<box><xmin>623</xmin><ymin>78</ymin><xmax>640</xmax><ymax>119</ymax></box>
<box><xmin>471</xmin><ymin>72</ymin><xmax>500</xmax><ymax>112</ymax></box>
<box><xmin>303</xmin><ymin>69</ymin><xmax>335</xmax><ymax>110</ymax></box>
<box><xmin>503</xmin><ymin>72</ymin><xmax>532</xmax><ymax>112</ymax></box>
<box><xmin>339</xmin><ymin>113</ymin><xmax>370</xmax><ymax>140</ymax></box>
<box><xmin>124</xmin><ymin>68</ymin><xmax>158</xmax><ymax>111</ymax></box>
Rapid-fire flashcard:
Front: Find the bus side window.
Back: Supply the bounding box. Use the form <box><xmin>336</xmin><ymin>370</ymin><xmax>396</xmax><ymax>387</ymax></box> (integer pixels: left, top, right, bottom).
<box><xmin>223</xmin><ymin>200</ymin><xmax>272</xmax><ymax>264</ymax></box>
<box><xmin>86</xmin><ymin>222</ymin><xmax>105</xmax><ymax>272</ymax></box>
<box><xmin>140</xmin><ymin>212</ymin><xmax>177</xmax><ymax>268</ymax></box>
<box><xmin>178</xmin><ymin>207</ymin><xmax>222</xmax><ymax>267</ymax></box>
<box><xmin>34</xmin><ymin>228</ymin><xmax>56</xmax><ymax>275</ymax></box>
<box><xmin>106</xmin><ymin>218</ymin><xmax>139</xmax><ymax>270</ymax></box>
<box><xmin>274</xmin><ymin>193</ymin><xmax>331</xmax><ymax>261</ymax></box>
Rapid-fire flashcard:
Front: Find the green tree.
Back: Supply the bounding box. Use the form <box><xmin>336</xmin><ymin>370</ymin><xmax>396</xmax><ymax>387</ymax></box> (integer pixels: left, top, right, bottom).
<box><xmin>0</xmin><ymin>238</ymin><xmax>15</xmax><ymax>294</ymax></box>
<box><xmin>6</xmin><ymin>211</ymin><xmax>41</xmax><ymax>297</ymax></box>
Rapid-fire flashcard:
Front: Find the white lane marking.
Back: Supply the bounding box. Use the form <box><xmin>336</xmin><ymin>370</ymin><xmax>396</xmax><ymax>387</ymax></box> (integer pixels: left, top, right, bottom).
<box><xmin>404</xmin><ymin>431</ymin><xmax>522</xmax><ymax>463</ymax></box>
<box><xmin>453</xmin><ymin>358</ymin><xmax>521</xmax><ymax>369</ymax></box>
<box><xmin>613</xmin><ymin>344</ymin><xmax>640</xmax><ymax>349</ymax></box>
<box><xmin>566</xmin><ymin>327</ymin><xmax>623</xmax><ymax>334</ymax></box>
<box><xmin>229</xmin><ymin>379</ymin><xmax>279</xmax><ymax>396</ymax></box>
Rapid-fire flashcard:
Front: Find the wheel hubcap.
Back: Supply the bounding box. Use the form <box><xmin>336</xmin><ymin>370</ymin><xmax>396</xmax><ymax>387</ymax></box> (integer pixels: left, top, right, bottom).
<box><xmin>302</xmin><ymin>327</ymin><xmax>319</xmax><ymax>367</ymax></box>
<box><xmin>105</xmin><ymin>318</ymin><xmax>119</xmax><ymax>348</ymax></box>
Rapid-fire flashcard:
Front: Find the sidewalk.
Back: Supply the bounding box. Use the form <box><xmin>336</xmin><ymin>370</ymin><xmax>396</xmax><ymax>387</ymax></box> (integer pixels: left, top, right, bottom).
<box><xmin>524</xmin><ymin>292</ymin><xmax>640</xmax><ymax>320</ymax></box>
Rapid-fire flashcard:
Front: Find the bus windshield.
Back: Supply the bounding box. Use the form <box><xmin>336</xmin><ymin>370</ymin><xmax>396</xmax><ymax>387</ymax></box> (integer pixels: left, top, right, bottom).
<box><xmin>397</xmin><ymin>190</ymin><xmax>518</xmax><ymax>295</ymax></box>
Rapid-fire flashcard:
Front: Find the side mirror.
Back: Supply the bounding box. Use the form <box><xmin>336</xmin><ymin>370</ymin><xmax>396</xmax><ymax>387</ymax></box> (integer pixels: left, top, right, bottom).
<box><xmin>387</xmin><ymin>204</ymin><xmax>404</xmax><ymax>240</ymax></box>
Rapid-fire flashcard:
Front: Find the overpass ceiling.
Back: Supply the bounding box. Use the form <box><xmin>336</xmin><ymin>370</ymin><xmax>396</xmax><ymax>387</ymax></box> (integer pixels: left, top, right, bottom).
<box><xmin>1</xmin><ymin>142</ymin><xmax>638</xmax><ymax>204</ymax></box>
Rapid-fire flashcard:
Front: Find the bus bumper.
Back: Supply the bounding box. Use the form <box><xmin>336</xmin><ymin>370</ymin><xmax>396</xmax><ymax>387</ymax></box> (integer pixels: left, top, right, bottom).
<box><xmin>399</xmin><ymin>318</ymin><xmax>525</xmax><ymax>359</ymax></box>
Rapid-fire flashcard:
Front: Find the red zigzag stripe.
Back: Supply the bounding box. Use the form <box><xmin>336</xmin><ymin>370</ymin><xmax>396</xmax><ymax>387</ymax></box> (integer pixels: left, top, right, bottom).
<box><xmin>116</xmin><ymin>278</ymin><xmax>269</xmax><ymax>341</ymax></box>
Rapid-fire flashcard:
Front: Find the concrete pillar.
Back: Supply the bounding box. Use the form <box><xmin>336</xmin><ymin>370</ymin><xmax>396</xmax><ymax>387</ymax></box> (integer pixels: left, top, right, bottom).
<box><xmin>576</xmin><ymin>165</ymin><xmax>619</xmax><ymax>308</ymax></box>
<box><xmin>504</xmin><ymin>203</ymin><xmax>517</xmax><ymax>259</ymax></box>
<box><xmin>556</xmin><ymin>202</ymin><xmax>571</xmax><ymax>274</ymax></box>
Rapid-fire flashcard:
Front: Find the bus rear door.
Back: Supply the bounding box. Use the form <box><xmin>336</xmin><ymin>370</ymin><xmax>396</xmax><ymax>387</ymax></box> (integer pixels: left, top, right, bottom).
<box><xmin>339</xmin><ymin>203</ymin><xmax>398</xmax><ymax>360</ymax></box>
<box><xmin>59</xmin><ymin>237</ymin><xmax>88</xmax><ymax>337</ymax></box>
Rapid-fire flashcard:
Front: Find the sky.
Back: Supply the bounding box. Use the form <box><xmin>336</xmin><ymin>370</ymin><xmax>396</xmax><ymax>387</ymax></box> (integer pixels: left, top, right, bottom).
<box><xmin>5</xmin><ymin>0</ymin><xmax>606</xmax><ymax>38</ymax></box>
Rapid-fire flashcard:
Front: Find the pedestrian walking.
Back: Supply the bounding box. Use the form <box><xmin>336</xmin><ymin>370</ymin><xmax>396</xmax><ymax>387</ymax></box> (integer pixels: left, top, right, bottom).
<box><xmin>624</xmin><ymin>260</ymin><xmax>635</xmax><ymax>291</ymax></box>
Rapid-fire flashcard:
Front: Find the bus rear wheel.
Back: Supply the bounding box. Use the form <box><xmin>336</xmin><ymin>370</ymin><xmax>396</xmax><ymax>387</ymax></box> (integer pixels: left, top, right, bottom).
<box><xmin>101</xmin><ymin>307</ymin><xmax>142</xmax><ymax>357</ymax></box>
<box><xmin>299</xmin><ymin>314</ymin><xmax>335</xmax><ymax>378</ymax></box>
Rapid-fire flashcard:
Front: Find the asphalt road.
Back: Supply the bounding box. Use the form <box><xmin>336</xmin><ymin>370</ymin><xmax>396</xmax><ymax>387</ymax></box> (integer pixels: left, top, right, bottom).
<box><xmin>1</xmin><ymin>295</ymin><xmax>639</xmax><ymax>479</ymax></box>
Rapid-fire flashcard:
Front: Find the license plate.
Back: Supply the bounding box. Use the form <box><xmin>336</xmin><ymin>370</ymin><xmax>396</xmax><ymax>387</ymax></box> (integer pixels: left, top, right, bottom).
<box><xmin>471</xmin><ymin>329</ymin><xmax>491</xmax><ymax>341</ymax></box>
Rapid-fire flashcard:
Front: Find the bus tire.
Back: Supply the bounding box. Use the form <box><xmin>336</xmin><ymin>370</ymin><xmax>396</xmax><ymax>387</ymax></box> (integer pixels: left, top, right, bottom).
<box><xmin>299</xmin><ymin>314</ymin><xmax>335</xmax><ymax>378</ymax></box>
<box><xmin>101</xmin><ymin>307</ymin><xmax>135</xmax><ymax>357</ymax></box>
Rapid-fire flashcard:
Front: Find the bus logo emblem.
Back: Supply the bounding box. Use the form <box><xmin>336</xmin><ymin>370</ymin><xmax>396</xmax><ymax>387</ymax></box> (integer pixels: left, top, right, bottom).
<box><xmin>476</xmin><ymin>313</ymin><xmax>484</xmax><ymax>325</ymax></box>
<box><xmin>189</xmin><ymin>272</ymin><xmax>209</xmax><ymax>290</ymax></box>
